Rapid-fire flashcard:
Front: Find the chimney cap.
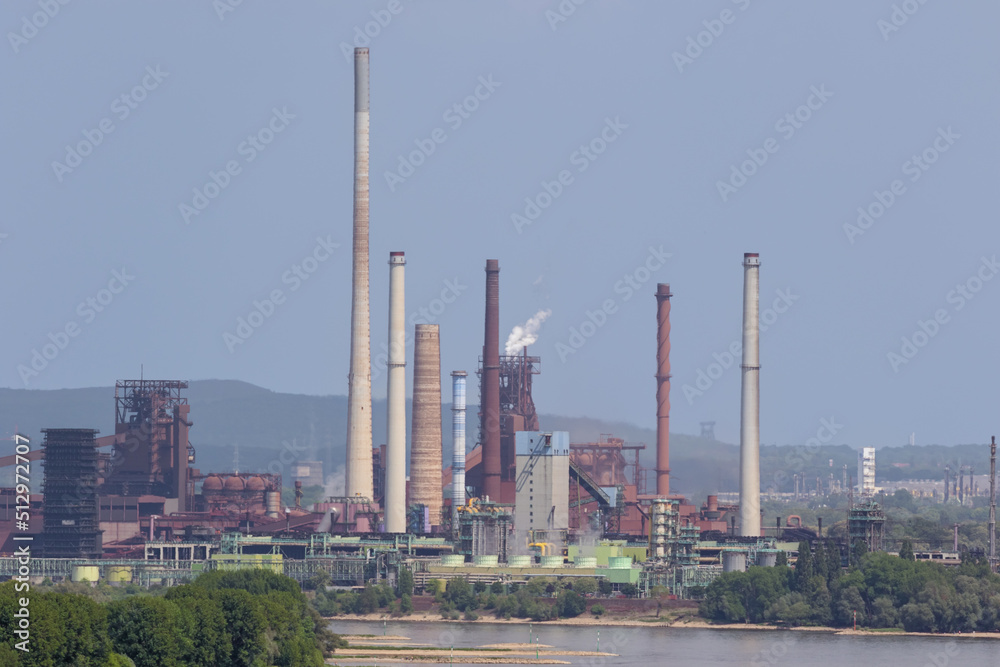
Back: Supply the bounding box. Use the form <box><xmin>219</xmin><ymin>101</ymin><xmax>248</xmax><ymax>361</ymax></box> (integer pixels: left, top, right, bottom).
<box><xmin>390</xmin><ymin>251</ymin><xmax>404</xmax><ymax>256</ymax></box>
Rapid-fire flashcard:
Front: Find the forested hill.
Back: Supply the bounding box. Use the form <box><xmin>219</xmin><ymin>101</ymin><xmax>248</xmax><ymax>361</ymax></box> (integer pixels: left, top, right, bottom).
<box><xmin>0</xmin><ymin>381</ymin><xmax>985</xmax><ymax>498</ymax></box>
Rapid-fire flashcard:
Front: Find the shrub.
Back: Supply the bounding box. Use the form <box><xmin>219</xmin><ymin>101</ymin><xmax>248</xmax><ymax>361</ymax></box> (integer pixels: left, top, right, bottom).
<box><xmin>590</xmin><ymin>603</ymin><xmax>606</xmax><ymax>617</ymax></box>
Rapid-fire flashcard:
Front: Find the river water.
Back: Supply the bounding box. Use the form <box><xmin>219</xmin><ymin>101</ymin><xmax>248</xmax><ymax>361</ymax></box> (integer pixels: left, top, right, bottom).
<box><xmin>328</xmin><ymin>619</ymin><xmax>995</xmax><ymax>667</ymax></box>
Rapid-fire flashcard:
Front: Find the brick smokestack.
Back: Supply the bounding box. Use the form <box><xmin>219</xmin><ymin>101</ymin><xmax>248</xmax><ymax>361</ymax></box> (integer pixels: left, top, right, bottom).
<box><xmin>411</xmin><ymin>324</ymin><xmax>443</xmax><ymax>526</ymax></box>
<box><xmin>482</xmin><ymin>259</ymin><xmax>501</xmax><ymax>499</ymax></box>
<box><xmin>345</xmin><ymin>47</ymin><xmax>373</xmax><ymax>499</ymax></box>
<box><xmin>655</xmin><ymin>283</ymin><xmax>672</xmax><ymax>496</ymax></box>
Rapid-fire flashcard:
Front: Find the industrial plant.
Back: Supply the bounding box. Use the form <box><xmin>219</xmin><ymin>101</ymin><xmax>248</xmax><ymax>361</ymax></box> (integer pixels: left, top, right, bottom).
<box><xmin>5</xmin><ymin>47</ymin><xmax>968</xmax><ymax>597</ymax></box>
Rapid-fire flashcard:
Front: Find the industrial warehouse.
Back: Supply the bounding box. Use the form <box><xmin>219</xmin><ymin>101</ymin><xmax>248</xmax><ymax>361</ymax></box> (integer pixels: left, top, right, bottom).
<box><xmin>0</xmin><ymin>49</ymin><xmax>907</xmax><ymax>596</ymax></box>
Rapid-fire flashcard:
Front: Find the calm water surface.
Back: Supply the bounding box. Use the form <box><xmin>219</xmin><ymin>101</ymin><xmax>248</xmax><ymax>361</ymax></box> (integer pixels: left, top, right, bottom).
<box><xmin>328</xmin><ymin>619</ymin><xmax>998</xmax><ymax>667</ymax></box>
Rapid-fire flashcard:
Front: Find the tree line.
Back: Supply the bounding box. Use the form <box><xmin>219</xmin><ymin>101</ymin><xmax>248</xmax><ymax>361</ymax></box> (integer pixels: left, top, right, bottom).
<box><xmin>700</xmin><ymin>540</ymin><xmax>1000</xmax><ymax>632</ymax></box>
<box><xmin>0</xmin><ymin>569</ymin><xmax>342</xmax><ymax>667</ymax></box>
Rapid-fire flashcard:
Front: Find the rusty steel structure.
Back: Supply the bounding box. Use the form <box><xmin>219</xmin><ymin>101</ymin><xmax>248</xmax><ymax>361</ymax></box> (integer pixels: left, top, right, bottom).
<box><xmin>655</xmin><ymin>283</ymin><xmax>672</xmax><ymax>496</ymax></box>
<box><xmin>481</xmin><ymin>259</ymin><xmax>502</xmax><ymax>500</ymax></box>
<box><xmin>104</xmin><ymin>380</ymin><xmax>194</xmax><ymax>510</ymax></box>
<box><xmin>568</xmin><ymin>435</ymin><xmax>647</xmax><ymax>535</ymax></box>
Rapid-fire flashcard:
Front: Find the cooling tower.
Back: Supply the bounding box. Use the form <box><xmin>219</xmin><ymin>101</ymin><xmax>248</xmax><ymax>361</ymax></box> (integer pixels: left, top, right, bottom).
<box><xmin>385</xmin><ymin>252</ymin><xmax>406</xmax><ymax>532</ymax></box>
<box><xmin>345</xmin><ymin>47</ymin><xmax>373</xmax><ymax>500</ymax></box>
<box><xmin>739</xmin><ymin>253</ymin><xmax>761</xmax><ymax>537</ymax></box>
<box><xmin>411</xmin><ymin>324</ymin><xmax>443</xmax><ymax>526</ymax></box>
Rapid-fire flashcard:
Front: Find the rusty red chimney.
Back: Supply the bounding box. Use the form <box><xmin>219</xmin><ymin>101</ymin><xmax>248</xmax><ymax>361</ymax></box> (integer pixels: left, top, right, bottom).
<box><xmin>483</xmin><ymin>259</ymin><xmax>501</xmax><ymax>499</ymax></box>
<box><xmin>655</xmin><ymin>283</ymin><xmax>672</xmax><ymax>496</ymax></box>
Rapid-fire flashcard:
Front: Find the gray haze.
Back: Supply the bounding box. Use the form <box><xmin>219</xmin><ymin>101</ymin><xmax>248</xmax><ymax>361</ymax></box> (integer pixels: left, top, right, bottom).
<box><xmin>3</xmin><ymin>1</ymin><xmax>998</xmax><ymax>448</ymax></box>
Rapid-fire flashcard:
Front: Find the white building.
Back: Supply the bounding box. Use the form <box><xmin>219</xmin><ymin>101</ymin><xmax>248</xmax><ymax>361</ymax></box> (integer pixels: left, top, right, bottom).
<box><xmin>858</xmin><ymin>447</ymin><xmax>876</xmax><ymax>497</ymax></box>
<box><xmin>514</xmin><ymin>432</ymin><xmax>569</xmax><ymax>540</ymax></box>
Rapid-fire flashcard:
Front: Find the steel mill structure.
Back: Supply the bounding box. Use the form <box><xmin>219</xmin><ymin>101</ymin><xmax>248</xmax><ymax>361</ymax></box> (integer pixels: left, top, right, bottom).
<box><xmin>3</xmin><ymin>42</ymin><xmax>906</xmax><ymax>600</ymax></box>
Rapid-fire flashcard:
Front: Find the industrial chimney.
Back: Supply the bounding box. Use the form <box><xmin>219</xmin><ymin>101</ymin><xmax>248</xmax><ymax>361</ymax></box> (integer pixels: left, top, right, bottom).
<box><xmin>655</xmin><ymin>283</ymin><xmax>672</xmax><ymax>497</ymax></box>
<box><xmin>384</xmin><ymin>252</ymin><xmax>406</xmax><ymax>532</ymax></box>
<box><xmin>451</xmin><ymin>371</ymin><xmax>468</xmax><ymax>528</ymax></box>
<box><xmin>345</xmin><ymin>47</ymin><xmax>373</xmax><ymax>500</ymax></box>
<box><xmin>411</xmin><ymin>324</ymin><xmax>443</xmax><ymax>526</ymax></box>
<box><xmin>739</xmin><ymin>253</ymin><xmax>761</xmax><ymax>537</ymax></box>
<box><xmin>482</xmin><ymin>259</ymin><xmax>502</xmax><ymax>500</ymax></box>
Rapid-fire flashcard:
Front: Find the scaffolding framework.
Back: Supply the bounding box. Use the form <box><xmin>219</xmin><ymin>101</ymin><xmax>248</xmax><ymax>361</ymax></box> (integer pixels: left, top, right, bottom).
<box><xmin>457</xmin><ymin>499</ymin><xmax>512</xmax><ymax>560</ymax></box>
<box><xmin>849</xmin><ymin>501</ymin><xmax>885</xmax><ymax>553</ymax></box>
<box><xmin>41</xmin><ymin>428</ymin><xmax>102</xmax><ymax>559</ymax></box>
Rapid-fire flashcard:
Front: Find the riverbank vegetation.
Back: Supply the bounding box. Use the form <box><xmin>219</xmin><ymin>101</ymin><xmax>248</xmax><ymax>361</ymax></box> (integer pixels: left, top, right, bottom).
<box><xmin>0</xmin><ymin>569</ymin><xmax>342</xmax><ymax>666</ymax></box>
<box><xmin>700</xmin><ymin>542</ymin><xmax>1000</xmax><ymax>632</ymax></box>
<box><xmin>309</xmin><ymin>572</ymin><xmax>615</xmax><ymax>623</ymax></box>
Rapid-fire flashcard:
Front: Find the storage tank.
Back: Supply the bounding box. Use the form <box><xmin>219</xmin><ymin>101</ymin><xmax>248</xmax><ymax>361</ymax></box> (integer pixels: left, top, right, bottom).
<box><xmin>608</xmin><ymin>556</ymin><xmax>632</xmax><ymax>569</ymax></box>
<box><xmin>540</xmin><ymin>556</ymin><xmax>563</xmax><ymax>568</ymax></box>
<box><xmin>723</xmin><ymin>551</ymin><xmax>748</xmax><ymax>573</ymax></box>
<box><xmin>224</xmin><ymin>475</ymin><xmax>246</xmax><ymax>492</ymax></box>
<box><xmin>507</xmin><ymin>555</ymin><xmax>531</xmax><ymax>568</ymax></box>
<box><xmin>756</xmin><ymin>551</ymin><xmax>778</xmax><ymax>567</ymax></box>
<box><xmin>202</xmin><ymin>475</ymin><xmax>223</xmax><ymax>492</ymax></box>
<box><xmin>246</xmin><ymin>476</ymin><xmax>267</xmax><ymax>491</ymax></box>
<box><xmin>474</xmin><ymin>555</ymin><xmax>499</xmax><ymax>567</ymax></box>
<box><xmin>440</xmin><ymin>554</ymin><xmax>465</xmax><ymax>566</ymax></box>
<box><xmin>71</xmin><ymin>565</ymin><xmax>100</xmax><ymax>583</ymax></box>
<box><xmin>266</xmin><ymin>492</ymin><xmax>281</xmax><ymax>518</ymax></box>
<box><xmin>574</xmin><ymin>556</ymin><xmax>597</xmax><ymax>569</ymax></box>
<box><xmin>107</xmin><ymin>566</ymin><xmax>132</xmax><ymax>584</ymax></box>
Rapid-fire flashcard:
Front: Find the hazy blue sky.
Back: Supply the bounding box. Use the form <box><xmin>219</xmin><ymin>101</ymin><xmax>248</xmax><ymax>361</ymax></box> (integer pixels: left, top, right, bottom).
<box><xmin>3</xmin><ymin>1</ymin><xmax>998</xmax><ymax>448</ymax></box>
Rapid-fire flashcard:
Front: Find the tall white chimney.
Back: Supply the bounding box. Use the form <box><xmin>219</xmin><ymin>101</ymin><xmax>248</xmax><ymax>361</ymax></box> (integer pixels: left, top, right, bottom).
<box><xmin>385</xmin><ymin>251</ymin><xmax>406</xmax><ymax>532</ymax></box>
<box><xmin>345</xmin><ymin>47</ymin><xmax>373</xmax><ymax>499</ymax></box>
<box><xmin>451</xmin><ymin>371</ymin><xmax>467</xmax><ymax>528</ymax></box>
<box><xmin>739</xmin><ymin>252</ymin><xmax>761</xmax><ymax>537</ymax></box>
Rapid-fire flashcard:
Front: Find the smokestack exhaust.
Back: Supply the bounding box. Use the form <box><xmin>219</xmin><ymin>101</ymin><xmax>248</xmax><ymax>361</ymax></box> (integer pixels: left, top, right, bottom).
<box><xmin>739</xmin><ymin>253</ymin><xmax>761</xmax><ymax>537</ymax></box>
<box><xmin>411</xmin><ymin>324</ymin><xmax>443</xmax><ymax>526</ymax></box>
<box><xmin>655</xmin><ymin>283</ymin><xmax>672</xmax><ymax>496</ymax></box>
<box><xmin>345</xmin><ymin>47</ymin><xmax>373</xmax><ymax>500</ymax></box>
<box><xmin>452</xmin><ymin>371</ymin><xmax>468</xmax><ymax>529</ymax></box>
<box><xmin>384</xmin><ymin>252</ymin><xmax>406</xmax><ymax>532</ymax></box>
<box><xmin>483</xmin><ymin>259</ymin><xmax>501</xmax><ymax>499</ymax></box>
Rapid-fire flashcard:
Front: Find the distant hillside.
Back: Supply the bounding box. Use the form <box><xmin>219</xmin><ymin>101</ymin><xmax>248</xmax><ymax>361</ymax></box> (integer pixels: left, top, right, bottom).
<box><xmin>2</xmin><ymin>380</ymin><xmax>981</xmax><ymax>501</ymax></box>
<box><xmin>0</xmin><ymin>380</ymin><xmax>731</xmax><ymax>497</ymax></box>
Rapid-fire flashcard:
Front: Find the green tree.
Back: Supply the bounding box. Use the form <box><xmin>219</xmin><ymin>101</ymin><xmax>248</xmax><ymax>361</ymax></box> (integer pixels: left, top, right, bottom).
<box><xmin>812</xmin><ymin>543</ymin><xmax>828</xmax><ymax>581</ymax></box>
<box><xmin>775</xmin><ymin>550</ymin><xmax>788</xmax><ymax>567</ymax></box>
<box><xmin>598</xmin><ymin>579</ymin><xmax>613</xmax><ymax>596</ymax></box>
<box><xmin>899</xmin><ymin>539</ymin><xmax>915</xmax><ymax>561</ymax></box>
<box><xmin>445</xmin><ymin>578</ymin><xmax>477</xmax><ymax>612</ymax></box>
<box><xmin>214</xmin><ymin>588</ymin><xmax>267</xmax><ymax>667</ymax></box>
<box><xmin>555</xmin><ymin>590</ymin><xmax>586</xmax><ymax>618</ymax></box>
<box><xmin>620</xmin><ymin>583</ymin><xmax>638</xmax><ymax>598</ymax></box>
<box><xmin>573</xmin><ymin>577</ymin><xmax>598</xmax><ymax>596</ymax></box>
<box><xmin>107</xmin><ymin>597</ymin><xmax>183</xmax><ymax>667</ymax></box>
<box><xmin>397</xmin><ymin>567</ymin><xmax>414</xmax><ymax>598</ymax></box>
<box><xmin>793</xmin><ymin>542</ymin><xmax>813</xmax><ymax>591</ymax></box>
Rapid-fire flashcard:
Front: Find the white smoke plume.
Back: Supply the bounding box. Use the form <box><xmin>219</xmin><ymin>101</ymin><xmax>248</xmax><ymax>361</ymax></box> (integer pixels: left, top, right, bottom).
<box><xmin>505</xmin><ymin>309</ymin><xmax>552</xmax><ymax>355</ymax></box>
<box><xmin>323</xmin><ymin>465</ymin><xmax>346</xmax><ymax>499</ymax></box>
